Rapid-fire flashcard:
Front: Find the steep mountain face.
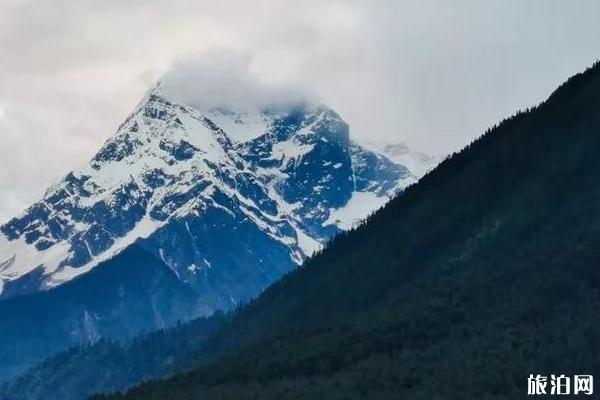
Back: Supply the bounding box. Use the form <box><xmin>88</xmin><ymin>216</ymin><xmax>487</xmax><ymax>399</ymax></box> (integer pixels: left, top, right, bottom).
<box><xmin>81</xmin><ymin>62</ymin><xmax>600</xmax><ymax>400</ymax></box>
<box><xmin>0</xmin><ymin>82</ymin><xmax>438</xmax><ymax>382</ymax></box>
<box><xmin>0</xmin><ymin>87</ymin><xmax>421</xmax><ymax>302</ymax></box>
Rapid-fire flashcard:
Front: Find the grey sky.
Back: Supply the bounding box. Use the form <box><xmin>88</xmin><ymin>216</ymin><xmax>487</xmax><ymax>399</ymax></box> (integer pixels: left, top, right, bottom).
<box><xmin>1</xmin><ymin>0</ymin><xmax>600</xmax><ymax>222</ymax></box>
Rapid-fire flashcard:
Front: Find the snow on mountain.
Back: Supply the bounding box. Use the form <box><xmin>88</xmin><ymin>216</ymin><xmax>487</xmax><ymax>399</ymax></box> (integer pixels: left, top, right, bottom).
<box><xmin>0</xmin><ymin>83</ymin><xmax>440</xmax><ymax>306</ymax></box>
<box><xmin>323</xmin><ymin>191</ymin><xmax>388</xmax><ymax>230</ymax></box>
<box><xmin>366</xmin><ymin>141</ymin><xmax>445</xmax><ymax>178</ymax></box>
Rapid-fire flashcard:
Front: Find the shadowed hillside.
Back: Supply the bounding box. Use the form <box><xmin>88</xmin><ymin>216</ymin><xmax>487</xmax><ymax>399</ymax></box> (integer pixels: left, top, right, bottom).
<box><xmin>11</xmin><ymin>60</ymin><xmax>600</xmax><ymax>400</ymax></box>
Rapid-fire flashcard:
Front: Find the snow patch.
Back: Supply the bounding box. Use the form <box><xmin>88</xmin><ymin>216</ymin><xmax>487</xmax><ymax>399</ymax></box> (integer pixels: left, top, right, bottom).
<box><xmin>295</xmin><ymin>228</ymin><xmax>322</xmax><ymax>257</ymax></box>
<box><xmin>205</xmin><ymin>108</ymin><xmax>270</xmax><ymax>143</ymax></box>
<box><xmin>324</xmin><ymin>192</ymin><xmax>389</xmax><ymax>230</ymax></box>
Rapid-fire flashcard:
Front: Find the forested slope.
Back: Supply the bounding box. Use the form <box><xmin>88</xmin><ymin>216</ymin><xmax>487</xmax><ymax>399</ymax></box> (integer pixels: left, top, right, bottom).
<box><xmin>99</xmin><ymin>61</ymin><xmax>600</xmax><ymax>399</ymax></box>
<box><xmin>18</xmin><ymin>61</ymin><xmax>600</xmax><ymax>400</ymax></box>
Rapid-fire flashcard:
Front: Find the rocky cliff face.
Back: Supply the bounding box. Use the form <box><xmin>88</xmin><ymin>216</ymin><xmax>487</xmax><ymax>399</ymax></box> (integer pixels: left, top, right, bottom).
<box><xmin>0</xmin><ymin>84</ymin><xmax>432</xmax><ymax>305</ymax></box>
<box><xmin>0</xmin><ymin>82</ymin><xmax>441</xmax><ymax>381</ymax></box>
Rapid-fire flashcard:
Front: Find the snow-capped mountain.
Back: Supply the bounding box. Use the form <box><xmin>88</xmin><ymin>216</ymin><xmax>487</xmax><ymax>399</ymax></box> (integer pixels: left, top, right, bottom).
<box><xmin>0</xmin><ymin>83</ymin><xmax>436</xmax><ymax>306</ymax></box>
<box><xmin>0</xmin><ymin>81</ymin><xmax>442</xmax><ymax>382</ymax></box>
<box><xmin>360</xmin><ymin>141</ymin><xmax>445</xmax><ymax>179</ymax></box>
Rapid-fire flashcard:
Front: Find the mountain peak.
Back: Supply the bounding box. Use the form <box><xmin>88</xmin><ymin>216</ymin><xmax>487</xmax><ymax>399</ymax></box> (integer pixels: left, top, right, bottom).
<box><xmin>0</xmin><ymin>77</ymin><xmax>442</xmax><ymax>381</ymax></box>
<box><xmin>0</xmin><ymin>82</ymin><xmax>439</xmax><ymax>302</ymax></box>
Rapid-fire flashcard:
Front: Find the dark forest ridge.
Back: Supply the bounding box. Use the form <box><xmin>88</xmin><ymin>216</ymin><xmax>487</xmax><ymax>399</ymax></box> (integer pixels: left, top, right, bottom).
<box><xmin>72</xmin><ymin>60</ymin><xmax>600</xmax><ymax>399</ymax></box>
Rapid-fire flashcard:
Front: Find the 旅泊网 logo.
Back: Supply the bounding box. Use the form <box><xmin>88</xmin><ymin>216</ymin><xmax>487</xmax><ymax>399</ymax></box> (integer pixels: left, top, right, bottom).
<box><xmin>528</xmin><ymin>374</ymin><xmax>593</xmax><ymax>396</ymax></box>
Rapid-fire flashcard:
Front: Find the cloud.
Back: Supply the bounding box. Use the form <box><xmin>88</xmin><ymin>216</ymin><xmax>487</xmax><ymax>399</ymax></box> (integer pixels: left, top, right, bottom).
<box><xmin>2</xmin><ymin>0</ymin><xmax>600</xmax><ymax>221</ymax></box>
<box><xmin>160</xmin><ymin>50</ymin><xmax>311</xmax><ymax>111</ymax></box>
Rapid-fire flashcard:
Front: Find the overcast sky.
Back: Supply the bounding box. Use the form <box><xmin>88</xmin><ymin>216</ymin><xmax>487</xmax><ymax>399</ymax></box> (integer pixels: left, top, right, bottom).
<box><xmin>1</xmin><ymin>0</ymin><xmax>600</xmax><ymax>222</ymax></box>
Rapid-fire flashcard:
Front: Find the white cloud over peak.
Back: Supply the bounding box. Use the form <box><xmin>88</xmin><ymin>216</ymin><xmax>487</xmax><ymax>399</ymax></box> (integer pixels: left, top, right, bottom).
<box><xmin>159</xmin><ymin>50</ymin><xmax>311</xmax><ymax>111</ymax></box>
<box><xmin>1</xmin><ymin>0</ymin><xmax>600</xmax><ymax>221</ymax></box>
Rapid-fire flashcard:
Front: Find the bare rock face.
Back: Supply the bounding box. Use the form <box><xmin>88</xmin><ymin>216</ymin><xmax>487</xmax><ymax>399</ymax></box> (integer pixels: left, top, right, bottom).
<box><xmin>0</xmin><ymin>82</ymin><xmax>441</xmax><ymax>381</ymax></box>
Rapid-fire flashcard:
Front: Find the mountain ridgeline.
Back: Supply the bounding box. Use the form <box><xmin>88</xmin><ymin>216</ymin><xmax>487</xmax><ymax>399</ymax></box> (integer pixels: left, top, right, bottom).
<box><xmin>72</xmin><ymin>61</ymin><xmax>600</xmax><ymax>399</ymax></box>
<box><xmin>0</xmin><ymin>81</ymin><xmax>439</xmax><ymax>384</ymax></box>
